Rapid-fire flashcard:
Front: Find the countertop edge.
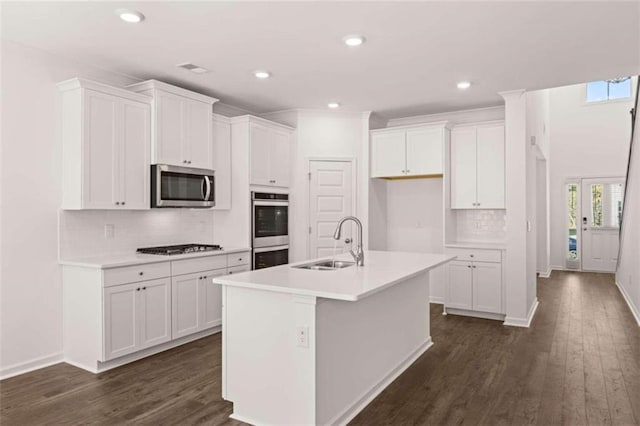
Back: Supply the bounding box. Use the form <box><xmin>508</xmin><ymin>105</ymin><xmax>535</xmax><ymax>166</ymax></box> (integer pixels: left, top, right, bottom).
<box><xmin>59</xmin><ymin>247</ymin><xmax>252</xmax><ymax>269</ymax></box>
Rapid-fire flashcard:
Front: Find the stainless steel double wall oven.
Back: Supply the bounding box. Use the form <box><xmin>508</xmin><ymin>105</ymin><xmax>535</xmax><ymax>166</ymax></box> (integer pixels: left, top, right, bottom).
<box><xmin>252</xmin><ymin>192</ymin><xmax>289</xmax><ymax>269</ymax></box>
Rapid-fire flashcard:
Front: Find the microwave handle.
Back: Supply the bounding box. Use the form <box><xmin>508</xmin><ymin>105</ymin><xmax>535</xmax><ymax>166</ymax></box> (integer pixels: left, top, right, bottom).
<box><xmin>204</xmin><ymin>176</ymin><xmax>212</xmax><ymax>201</ymax></box>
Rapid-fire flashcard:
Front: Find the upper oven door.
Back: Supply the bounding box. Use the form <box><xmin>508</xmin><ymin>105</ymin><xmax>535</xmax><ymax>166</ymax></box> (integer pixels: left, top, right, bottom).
<box><xmin>152</xmin><ymin>165</ymin><xmax>215</xmax><ymax>208</ymax></box>
<box><xmin>253</xmin><ymin>200</ymin><xmax>289</xmax><ymax>247</ymax></box>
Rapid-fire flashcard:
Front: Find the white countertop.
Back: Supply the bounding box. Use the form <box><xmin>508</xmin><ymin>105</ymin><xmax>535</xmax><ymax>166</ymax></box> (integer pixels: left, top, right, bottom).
<box><xmin>59</xmin><ymin>247</ymin><xmax>252</xmax><ymax>269</ymax></box>
<box><xmin>212</xmin><ymin>250</ymin><xmax>455</xmax><ymax>302</ymax></box>
<box><xmin>445</xmin><ymin>241</ymin><xmax>506</xmax><ymax>250</ymax></box>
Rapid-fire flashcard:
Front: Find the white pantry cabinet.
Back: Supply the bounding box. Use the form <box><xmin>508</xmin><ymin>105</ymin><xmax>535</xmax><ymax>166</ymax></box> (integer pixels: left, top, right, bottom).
<box><xmin>444</xmin><ymin>247</ymin><xmax>504</xmax><ymax>317</ymax></box>
<box><xmin>212</xmin><ymin>114</ymin><xmax>232</xmax><ymax>210</ymax></box>
<box><xmin>231</xmin><ymin>116</ymin><xmax>294</xmax><ymax>188</ymax></box>
<box><xmin>104</xmin><ymin>277</ymin><xmax>171</xmax><ymax>360</ymax></box>
<box><xmin>127</xmin><ymin>80</ymin><xmax>218</xmax><ymax>170</ymax></box>
<box><xmin>370</xmin><ymin>122</ymin><xmax>448</xmax><ymax>178</ymax></box>
<box><xmin>58</xmin><ymin>78</ymin><xmax>151</xmax><ymax>210</ymax></box>
<box><xmin>450</xmin><ymin>122</ymin><xmax>505</xmax><ymax>209</ymax></box>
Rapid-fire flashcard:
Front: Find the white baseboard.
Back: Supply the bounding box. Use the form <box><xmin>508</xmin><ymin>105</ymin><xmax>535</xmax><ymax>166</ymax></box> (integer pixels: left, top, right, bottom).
<box><xmin>328</xmin><ymin>338</ymin><xmax>434</xmax><ymax>426</ymax></box>
<box><xmin>444</xmin><ymin>307</ymin><xmax>505</xmax><ymax>321</ymax></box>
<box><xmin>429</xmin><ymin>296</ymin><xmax>444</xmax><ymax>304</ymax></box>
<box><xmin>537</xmin><ymin>267</ymin><xmax>552</xmax><ymax>278</ymax></box>
<box><xmin>616</xmin><ymin>281</ymin><xmax>640</xmax><ymax>327</ymax></box>
<box><xmin>503</xmin><ymin>298</ymin><xmax>539</xmax><ymax>328</ymax></box>
<box><xmin>0</xmin><ymin>352</ymin><xmax>64</xmax><ymax>380</ymax></box>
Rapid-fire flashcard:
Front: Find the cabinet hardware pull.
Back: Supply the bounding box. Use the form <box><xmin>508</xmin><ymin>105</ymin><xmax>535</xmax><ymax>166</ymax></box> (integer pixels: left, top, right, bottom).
<box><xmin>406</xmin><ymin>169</ymin><xmax>411</xmax><ymax>173</ymax></box>
<box><xmin>136</xmin><ymin>287</ymin><xmax>140</xmax><ymax>291</ymax></box>
<box><xmin>115</xmin><ymin>202</ymin><xmax>120</xmax><ymax>205</ymax></box>
<box><xmin>239</xmin><ymin>258</ymin><xmax>242</xmax><ymax>261</ymax></box>
<box><xmin>467</xmin><ymin>265</ymin><xmax>471</xmax><ymax>268</ymax></box>
<box><xmin>142</xmin><ymin>286</ymin><xmax>146</xmax><ymax>290</ymax></box>
<box><xmin>470</xmin><ymin>254</ymin><xmax>474</xmax><ymax>258</ymax></box>
<box><xmin>139</xmin><ymin>271</ymin><xmax>144</xmax><ymax>275</ymax></box>
<box><xmin>121</xmin><ymin>201</ymin><xmax>125</xmax><ymax>206</ymax></box>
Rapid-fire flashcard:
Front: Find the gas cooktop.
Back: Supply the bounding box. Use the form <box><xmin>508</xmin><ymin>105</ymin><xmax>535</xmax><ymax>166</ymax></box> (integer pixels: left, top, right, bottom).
<box><xmin>136</xmin><ymin>244</ymin><xmax>223</xmax><ymax>256</ymax></box>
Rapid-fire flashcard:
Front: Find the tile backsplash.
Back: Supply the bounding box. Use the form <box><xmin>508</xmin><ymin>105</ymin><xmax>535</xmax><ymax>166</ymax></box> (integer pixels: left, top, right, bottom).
<box><xmin>455</xmin><ymin>209</ymin><xmax>506</xmax><ymax>242</ymax></box>
<box><xmin>59</xmin><ymin>209</ymin><xmax>215</xmax><ymax>259</ymax></box>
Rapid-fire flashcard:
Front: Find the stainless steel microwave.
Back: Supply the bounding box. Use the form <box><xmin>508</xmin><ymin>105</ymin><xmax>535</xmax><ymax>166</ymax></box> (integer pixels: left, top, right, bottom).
<box><xmin>151</xmin><ymin>164</ymin><xmax>215</xmax><ymax>208</ymax></box>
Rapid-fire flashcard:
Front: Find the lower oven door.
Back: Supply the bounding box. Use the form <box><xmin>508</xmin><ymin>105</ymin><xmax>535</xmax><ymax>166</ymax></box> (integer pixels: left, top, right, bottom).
<box><xmin>253</xmin><ymin>245</ymin><xmax>289</xmax><ymax>270</ymax></box>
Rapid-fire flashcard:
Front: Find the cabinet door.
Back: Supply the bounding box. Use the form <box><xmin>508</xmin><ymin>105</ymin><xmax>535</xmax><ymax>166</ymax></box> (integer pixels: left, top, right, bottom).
<box><xmin>155</xmin><ymin>91</ymin><xmax>185</xmax><ymax>166</ymax></box>
<box><xmin>212</xmin><ymin>116</ymin><xmax>232</xmax><ymax>209</ymax></box>
<box><xmin>472</xmin><ymin>262</ymin><xmax>503</xmax><ymax>313</ymax></box>
<box><xmin>406</xmin><ymin>127</ymin><xmax>443</xmax><ymax>176</ymax></box>
<box><xmin>120</xmin><ymin>100</ymin><xmax>150</xmax><ymax>210</ymax></box>
<box><xmin>83</xmin><ymin>89</ymin><xmax>119</xmax><ymax>209</ymax></box>
<box><xmin>270</xmin><ymin>129</ymin><xmax>291</xmax><ymax>187</ymax></box>
<box><xmin>476</xmin><ymin>125</ymin><xmax>505</xmax><ymax>209</ymax></box>
<box><xmin>139</xmin><ymin>278</ymin><xmax>172</xmax><ymax>349</ymax></box>
<box><xmin>446</xmin><ymin>261</ymin><xmax>473</xmax><ymax>310</ymax></box>
<box><xmin>103</xmin><ymin>282</ymin><xmax>139</xmax><ymax>360</ymax></box>
<box><xmin>371</xmin><ymin>131</ymin><xmax>406</xmax><ymax>177</ymax></box>
<box><xmin>171</xmin><ymin>273</ymin><xmax>201</xmax><ymax>339</ymax></box>
<box><xmin>186</xmin><ymin>101</ymin><xmax>213</xmax><ymax>169</ymax></box>
<box><xmin>250</xmin><ymin>123</ymin><xmax>273</xmax><ymax>186</ymax></box>
<box><xmin>200</xmin><ymin>269</ymin><xmax>227</xmax><ymax>330</ymax></box>
<box><xmin>450</xmin><ymin>127</ymin><xmax>477</xmax><ymax>209</ymax></box>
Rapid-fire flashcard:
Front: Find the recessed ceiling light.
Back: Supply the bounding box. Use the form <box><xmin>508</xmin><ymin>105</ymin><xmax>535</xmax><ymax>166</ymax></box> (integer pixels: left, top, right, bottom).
<box><xmin>328</xmin><ymin>102</ymin><xmax>340</xmax><ymax>109</ymax></box>
<box><xmin>254</xmin><ymin>71</ymin><xmax>271</xmax><ymax>79</ymax></box>
<box><xmin>457</xmin><ymin>81</ymin><xmax>472</xmax><ymax>90</ymax></box>
<box><xmin>116</xmin><ymin>9</ymin><xmax>145</xmax><ymax>23</ymax></box>
<box><xmin>177</xmin><ymin>63</ymin><xmax>210</xmax><ymax>74</ymax></box>
<box><xmin>343</xmin><ymin>35</ymin><xmax>365</xmax><ymax>47</ymax></box>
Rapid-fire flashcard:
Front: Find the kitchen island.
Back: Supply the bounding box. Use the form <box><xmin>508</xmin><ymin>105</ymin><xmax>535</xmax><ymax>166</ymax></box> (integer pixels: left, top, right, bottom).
<box><xmin>212</xmin><ymin>250</ymin><xmax>455</xmax><ymax>425</ymax></box>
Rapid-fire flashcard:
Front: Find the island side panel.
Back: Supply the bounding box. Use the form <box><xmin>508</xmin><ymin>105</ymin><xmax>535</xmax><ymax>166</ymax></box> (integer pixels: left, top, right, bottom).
<box><xmin>223</xmin><ymin>285</ymin><xmax>317</xmax><ymax>425</ymax></box>
<box><xmin>315</xmin><ymin>271</ymin><xmax>432</xmax><ymax>425</ymax></box>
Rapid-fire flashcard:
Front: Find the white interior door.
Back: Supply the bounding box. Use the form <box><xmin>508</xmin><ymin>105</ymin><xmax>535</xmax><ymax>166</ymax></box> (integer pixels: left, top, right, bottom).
<box><xmin>581</xmin><ymin>177</ymin><xmax>624</xmax><ymax>272</ymax></box>
<box><xmin>308</xmin><ymin>160</ymin><xmax>354</xmax><ymax>259</ymax></box>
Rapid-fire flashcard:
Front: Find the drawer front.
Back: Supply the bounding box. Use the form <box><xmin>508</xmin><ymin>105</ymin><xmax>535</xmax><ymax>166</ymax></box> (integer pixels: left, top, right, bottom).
<box><xmin>227</xmin><ymin>265</ymin><xmax>250</xmax><ymax>275</ymax></box>
<box><xmin>445</xmin><ymin>248</ymin><xmax>502</xmax><ymax>263</ymax></box>
<box><xmin>172</xmin><ymin>255</ymin><xmax>227</xmax><ymax>276</ymax></box>
<box><xmin>227</xmin><ymin>252</ymin><xmax>250</xmax><ymax>268</ymax></box>
<box><xmin>103</xmin><ymin>262</ymin><xmax>171</xmax><ymax>287</ymax></box>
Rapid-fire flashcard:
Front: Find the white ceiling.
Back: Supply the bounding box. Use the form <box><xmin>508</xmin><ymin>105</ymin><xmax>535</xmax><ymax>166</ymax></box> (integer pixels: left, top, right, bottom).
<box><xmin>2</xmin><ymin>1</ymin><xmax>639</xmax><ymax>118</ymax></box>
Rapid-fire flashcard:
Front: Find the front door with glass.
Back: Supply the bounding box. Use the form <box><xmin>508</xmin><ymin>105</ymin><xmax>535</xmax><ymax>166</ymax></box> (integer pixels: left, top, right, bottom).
<box><xmin>580</xmin><ymin>178</ymin><xmax>624</xmax><ymax>272</ymax></box>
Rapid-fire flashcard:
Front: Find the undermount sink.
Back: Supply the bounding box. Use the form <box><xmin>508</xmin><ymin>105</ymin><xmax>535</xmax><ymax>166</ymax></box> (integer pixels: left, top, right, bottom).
<box><xmin>293</xmin><ymin>260</ymin><xmax>356</xmax><ymax>271</ymax></box>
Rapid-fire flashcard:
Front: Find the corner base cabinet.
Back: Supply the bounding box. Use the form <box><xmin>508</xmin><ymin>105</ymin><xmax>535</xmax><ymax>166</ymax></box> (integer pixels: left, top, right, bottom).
<box><xmin>444</xmin><ymin>247</ymin><xmax>504</xmax><ymax>319</ymax></box>
<box><xmin>62</xmin><ymin>250</ymin><xmax>250</xmax><ymax>373</ymax></box>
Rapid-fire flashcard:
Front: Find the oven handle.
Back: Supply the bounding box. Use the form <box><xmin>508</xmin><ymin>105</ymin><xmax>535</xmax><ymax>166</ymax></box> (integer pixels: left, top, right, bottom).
<box><xmin>253</xmin><ymin>245</ymin><xmax>289</xmax><ymax>254</ymax></box>
<box><xmin>253</xmin><ymin>200</ymin><xmax>289</xmax><ymax>207</ymax></box>
<box><xmin>204</xmin><ymin>176</ymin><xmax>211</xmax><ymax>201</ymax></box>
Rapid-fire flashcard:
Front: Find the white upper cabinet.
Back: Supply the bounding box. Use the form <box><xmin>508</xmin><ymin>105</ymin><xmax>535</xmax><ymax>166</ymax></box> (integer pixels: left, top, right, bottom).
<box><xmin>230</xmin><ymin>116</ymin><xmax>293</xmax><ymax>188</ymax></box>
<box><xmin>450</xmin><ymin>122</ymin><xmax>505</xmax><ymax>209</ymax></box>
<box><xmin>370</xmin><ymin>122</ymin><xmax>448</xmax><ymax>178</ymax></box>
<box><xmin>58</xmin><ymin>78</ymin><xmax>151</xmax><ymax>210</ymax></box>
<box><xmin>127</xmin><ymin>80</ymin><xmax>218</xmax><ymax>170</ymax></box>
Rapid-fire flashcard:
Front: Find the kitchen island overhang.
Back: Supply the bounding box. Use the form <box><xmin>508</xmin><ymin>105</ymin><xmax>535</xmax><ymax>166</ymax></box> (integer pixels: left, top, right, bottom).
<box><xmin>213</xmin><ymin>250</ymin><xmax>455</xmax><ymax>425</ymax></box>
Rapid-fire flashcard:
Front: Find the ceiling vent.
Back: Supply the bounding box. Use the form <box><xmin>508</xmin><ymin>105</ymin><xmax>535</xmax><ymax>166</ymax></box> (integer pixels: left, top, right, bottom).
<box><xmin>176</xmin><ymin>63</ymin><xmax>210</xmax><ymax>74</ymax></box>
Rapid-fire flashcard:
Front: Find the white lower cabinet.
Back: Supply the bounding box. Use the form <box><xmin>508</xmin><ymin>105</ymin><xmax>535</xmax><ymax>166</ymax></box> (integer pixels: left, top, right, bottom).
<box><xmin>63</xmin><ymin>250</ymin><xmax>251</xmax><ymax>373</ymax></box>
<box><xmin>104</xmin><ymin>278</ymin><xmax>171</xmax><ymax>361</ymax></box>
<box><xmin>445</xmin><ymin>248</ymin><xmax>504</xmax><ymax>317</ymax></box>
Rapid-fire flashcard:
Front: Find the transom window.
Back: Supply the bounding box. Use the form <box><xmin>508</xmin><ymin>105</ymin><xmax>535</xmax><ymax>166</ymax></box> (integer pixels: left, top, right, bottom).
<box><xmin>586</xmin><ymin>77</ymin><xmax>632</xmax><ymax>103</ymax></box>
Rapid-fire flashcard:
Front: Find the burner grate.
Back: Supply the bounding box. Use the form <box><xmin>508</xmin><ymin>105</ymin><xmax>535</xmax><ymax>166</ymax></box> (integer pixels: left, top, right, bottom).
<box><xmin>137</xmin><ymin>244</ymin><xmax>223</xmax><ymax>255</ymax></box>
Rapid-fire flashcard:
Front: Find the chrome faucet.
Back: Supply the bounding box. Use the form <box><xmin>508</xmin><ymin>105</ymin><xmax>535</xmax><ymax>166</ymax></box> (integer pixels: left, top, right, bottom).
<box><xmin>333</xmin><ymin>216</ymin><xmax>364</xmax><ymax>266</ymax></box>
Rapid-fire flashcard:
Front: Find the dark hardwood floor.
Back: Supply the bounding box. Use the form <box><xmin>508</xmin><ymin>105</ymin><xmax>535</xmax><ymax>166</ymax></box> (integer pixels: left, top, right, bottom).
<box><xmin>1</xmin><ymin>271</ymin><xmax>638</xmax><ymax>425</ymax></box>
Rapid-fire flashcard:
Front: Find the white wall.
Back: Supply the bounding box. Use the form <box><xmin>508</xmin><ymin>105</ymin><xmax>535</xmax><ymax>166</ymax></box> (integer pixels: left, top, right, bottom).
<box><xmin>548</xmin><ymin>82</ymin><xmax>634</xmax><ymax>269</ymax></box>
<box><xmin>0</xmin><ymin>41</ymin><xmax>136</xmax><ymax>376</ymax></box>
<box><xmin>616</xmin><ymin>98</ymin><xmax>640</xmax><ymax>326</ymax></box>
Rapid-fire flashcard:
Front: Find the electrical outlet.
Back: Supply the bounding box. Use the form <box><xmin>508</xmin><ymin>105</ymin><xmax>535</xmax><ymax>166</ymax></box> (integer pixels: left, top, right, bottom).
<box><xmin>296</xmin><ymin>326</ymin><xmax>309</xmax><ymax>348</ymax></box>
<box><xmin>104</xmin><ymin>224</ymin><xmax>114</xmax><ymax>239</ymax></box>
